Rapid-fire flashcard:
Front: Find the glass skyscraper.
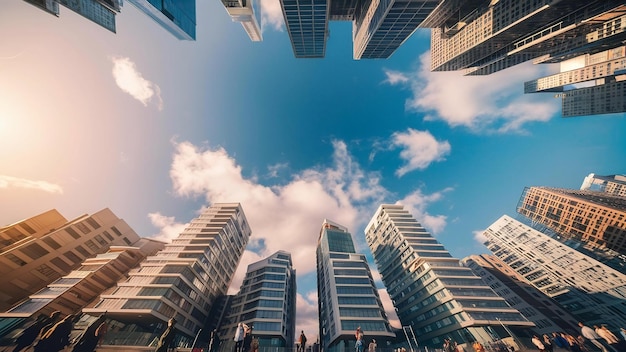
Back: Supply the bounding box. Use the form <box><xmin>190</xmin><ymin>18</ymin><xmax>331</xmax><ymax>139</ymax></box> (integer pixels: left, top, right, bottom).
<box><xmin>279</xmin><ymin>0</ymin><xmax>439</xmax><ymax>58</ymax></box>
<box><xmin>317</xmin><ymin>219</ymin><xmax>395</xmax><ymax>352</ymax></box>
<box><xmin>126</xmin><ymin>0</ymin><xmax>196</xmax><ymax>40</ymax></box>
<box><xmin>365</xmin><ymin>205</ymin><xmax>533</xmax><ymax>350</ymax></box>
<box><xmin>220</xmin><ymin>250</ymin><xmax>296</xmax><ymax>348</ymax></box>
<box><xmin>84</xmin><ymin>203</ymin><xmax>251</xmax><ymax>347</ymax></box>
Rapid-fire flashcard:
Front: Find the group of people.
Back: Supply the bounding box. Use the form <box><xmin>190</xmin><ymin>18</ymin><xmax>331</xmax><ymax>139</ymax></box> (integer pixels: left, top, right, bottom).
<box><xmin>9</xmin><ymin>311</ymin><xmax>107</xmax><ymax>352</ymax></box>
<box><xmin>531</xmin><ymin>322</ymin><xmax>626</xmax><ymax>352</ymax></box>
<box><xmin>233</xmin><ymin>322</ymin><xmax>258</xmax><ymax>352</ymax></box>
<box><xmin>353</xmin><ymin>327</ymin><xmax>377</xmax><ymax>352</ymax></box>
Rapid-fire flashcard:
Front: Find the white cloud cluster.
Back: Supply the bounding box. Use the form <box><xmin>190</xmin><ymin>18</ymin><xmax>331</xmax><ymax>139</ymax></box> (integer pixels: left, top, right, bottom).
<box><xmin>392</xmin><ymin>128</ymin><xmax>451</xmax><ymax>176</ymax></box>
<box><xmin>260</xmin><ymin>0</ymin><xmax>285</xmax><ymax>32</ymax></box>
<box><xmin>384</xmin><ymin>52</ymin><xmax>560</xmax><ymax>132</ymax></box>
<box><xmin>162</xmin><ymin>139</ymin><xmax>452</xmax><ymax>330</ymax></box>
<box><xmin>398</xmin><ymin>188</ymin><xmax>452</xmax><ymax>235</ymax></box>
<box><xmin>147</xmin><ymin>212</ymin><xmax>188</xmax><ymax>243</ymax></box>
<box><xmin>111</xmin><ymin>56</ymin><xmax>163</xmax><ymax>110</ymax></box>
<box><xmin>0</xmin><ymin>175</ymin><xmax>63</xmax><ymax>194</ymax></box>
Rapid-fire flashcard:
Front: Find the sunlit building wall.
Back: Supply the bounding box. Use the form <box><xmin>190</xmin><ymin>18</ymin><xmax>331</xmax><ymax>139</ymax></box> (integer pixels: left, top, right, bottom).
<box><xmin>0</xmin><ymin>208</ymin><xmax>141</xmax><ymax>312</ymax></box>
<box><xmin>84</xmin><ymin>203</ymin><xmax>251</xmax><ymax>344</ymax></box>
<box><xmin>317</xmin><ymin>219</ymin><xmax>395</xmax><ymax>352</ymax></box>
<box><xmin>220</xmin><ymin>251</ymin><xmax>296</xmax><ymax>348</ymax></box>
<box><xmin>365</xmin><ymin>205</ymin><xmax>534</xmax><ymax>350</ymax></box>
<box><xmin>517</xmin><ymin>186</ymin><xmax>626</xmax><ymax>255</ymax></box>
<box><xmin>0</xmin><ymin>239</ymin><xmax>164</xmax><ymax>339</ymax></box>
<box><xmin>220</xmin><ymin>0</ymin><xmax>262</xmax><ymax>41</ymax></box>
<box><xmin>482</xmin><ymin>215</ymin><xmax>626</xmax><ymax>328</ymax></box>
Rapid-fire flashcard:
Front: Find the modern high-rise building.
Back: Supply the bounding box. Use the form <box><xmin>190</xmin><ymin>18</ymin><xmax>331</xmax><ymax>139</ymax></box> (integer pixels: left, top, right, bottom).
<box><xmin>426</xmin><ymin>0</ymin><xmax>626</xmax><ymax>117</ymax></box>
<box><xmin>220</xmin><ymin>250</ymin><xmax>296</xmax><ymax>348</ymax></box>
<box><xmin>279</xmin><ymin>0</ymin><xmax>439</xmax><ymax>58</ymax></box>
<box><xmin>516</xmin><ymin>186</ymin><xmax>626</xmax><ymax>255</ymax></box>
<box><xmin>462</xmin><ymin>254</ymin><xmax>579</xmax><ymax>336</ymax></box>
<box><xmin>83</xmin><ymin>203</ymin><xmax>251</xmax><ymax>347</ymax></box>
<box><xmin>125</xmin><ymin>0</ymin><xmax>196</xmax><ymax>40</ymax></box>
<box><xmin>23</xmin><ymin>0</ymin><xmax>120</xmax><ymax>32</ymax></box>
<box><xmin>0</xmin><ymin>238</ymin><xmax>164</xmax><ymax>338</ymax></box>
<box><xmin>581</xmin><ymin>173</ymin><xmax>626</xmax><ymax>197</ymax></box>
<box><xmin>482</xmin><ymin>215</ymin><xmax>626</xmax><ymax>328</ymax></box>
<box><xmin>0</xmin><ymin>208</ymin><xmax>141</xmax><ymax>312</ymax></box>
<box><xmin>365</xmin><ymin>205</ymin><xmax>534</xmax><ymax>350</ymax></box>
<box><xmin>220</xmin><ymin>0</ymin><xmax>262</xmax><ymax>41</ymax></box>
<box><xmin>317</xmin><ymin>219</ymin><xmax>395</xmax><ymax>352</ymax></box>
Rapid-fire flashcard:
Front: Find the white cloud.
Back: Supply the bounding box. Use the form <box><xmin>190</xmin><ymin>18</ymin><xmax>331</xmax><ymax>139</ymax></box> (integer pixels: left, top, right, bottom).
<box><xmin>392</xmin><ymin>128</ymin><xmax>451</xmax><ymax>176</ymax></box>
<box><xmin>148</xmin><ymin>212</ymin><xmax>188</xmax><ymax>243</ymax></box>
<box><xmin>473</xmin><ymin>229</ymin><xmax>488</xmax><ymax>246</ymax></box>
<box><xmin>111</xmin><ymin>56</ymin><xmax>163</xmax><ymax>110</ymax></box>
<box><xmin>0</xmin><ymin>175</ymin><xmax>63</xmax><ymax>194</ymax></box>
<box><xmin>296</xmin><ymin>291</ymin><xmax>320</xmax><ymax>342</ymax></box>
<box><xmin>169</xmin><ymin>140</ymin><xmax>392</xmax><ymax>276</ymax></box>
<box><xmin>267</xmin><ymin>162</ymin><xmax>288</xmax><ymax>178</ymax></box>
<box><xmin>397</xmin><ymin>188</ymin><xmax>453</xmax><ymax>235</ymax></box>
<box><xmin>260</xmin><ymin>0</ymin><xmax>284</xmax><ymax>32</ymax></box>
<box><xmin>385</xmin><ymin>52</ymin><xmax>560</xmax><ymax>132</ymax></box>
<box><xmin>383</xmin><ymin>69</ymin><xmax>409</xmax><ymax>85</ymax></box>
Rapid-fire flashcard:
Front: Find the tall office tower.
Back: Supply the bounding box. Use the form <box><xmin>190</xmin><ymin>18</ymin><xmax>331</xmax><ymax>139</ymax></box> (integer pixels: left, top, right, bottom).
<box><xmin>483</xmin><ymin>215</ymin><xmax>626</xmax><ymax>328</ymax></box>
<box><xmin>365</xmin><ymin>205</ymin><xmax>533</xmax><ymax>350</ymax></box>
<box><xmin>220</xmin><ymin>251</ymin><xmax>296</xmax><ymax>348</ymax></box>
<box><xmin>317</xmin><ymin>219</ymin><xmax>396</xmax><ymax>352</ymax></box>
<box><xmin>220</xmin><ymin>0</ymin><xmax>262</xmax><ymax>41</ymax></box>
<box><xmin>427</xmin><ymin>0</ymin><xmax>626</xmax><ymax>117</ymax></box>
<box><xmin>125</xmin><ymin>0</ymin><xmax>196</xmax><ymax>40</ymax></box>
<box><xmin>84</xmin><ymin>203</ymin><xmax>251</xmax><ymax>346</ymax></box>
<box><xmin>0</xmin><ymin>238</ymin><xmax>164</xmax><ymax>338</ymax></box>
<box><xmin>0</xmin><ymin>208</ymin><xmax>140</xmax><ymax>312</ymax></box>
<box><xmin>279</xmin><ymin>0</ymin><xmax>439</xmax><ymax>58</ymax></box>
<box><xmin>462</xmin><ymin>254</ymin><xmax>579</xmax><ymax>335</ymax></box>
<box><xmin>581</xmin><ymin>173</ymin><xmax>626</xmax><ymax>197</ymax></box>
<box><xmin>23</xmin><ymin>0</ymin><xmax>120</xmax><ymax>32</ymax></box>
<box><xmin>517</xmin><ymin>186</ymin><xmax>626</xmax><ymax>255</ymax></box>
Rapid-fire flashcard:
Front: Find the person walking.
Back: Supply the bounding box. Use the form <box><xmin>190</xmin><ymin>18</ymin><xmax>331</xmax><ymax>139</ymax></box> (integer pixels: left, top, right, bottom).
<box><xmin>11</xmin><ymin>314</ymin><xmax>49</xmax><ymax>352</ymax></box>
<box><xmin>595</xmin><ymin>326</ymin><xmax>619</xmax><ymax>352</ymax></box>
<box><xmin>580</xmin><ymin>322</ymin><xmax>608</xmax><ymax>352</ymax></box>
<box><xmin>155</xmin><ymin>318</ymin><xmax>177</xmax><ymax>352</ymax></box>
<box><xmin>543</xmin><ymin>334</ymin><xmax>554</xmax><ymax>352</ymax></box>
<box><xmin>234</xmin><ymin>323</ymin><xmax>246</xmax><ymax>352</ymax></box>
<box><xmin>72</xmin><ymin>313</ymin><xmax>107</xmax><ymax>352</ymax></box>
<box><xmin>355</xmin><ymin>327</ymin><xmax>364</xmax><ymax>352</ymax></box>
<box><xmin>532</xmin><ymin>335</ymin><xmax>546</xmax><ymax>352</ymax></box>
<box><xmin>34</xmin><ymin>314</ymin><xmax>75</xmax><ymax>352</ymax></box>
<box><xmin>368</xmin><ymin>339</ymin><xmax>377</xmax><ymax>352</ymax></box>
<box><xmin>208</xmin><ymin>329</ymin><xmax>221</xmax><ymax>352</ymax></box>
<box><xmin>299</xmin><ymin>331</ymin><xmax>307</xmax><ymax>352</ymax></box>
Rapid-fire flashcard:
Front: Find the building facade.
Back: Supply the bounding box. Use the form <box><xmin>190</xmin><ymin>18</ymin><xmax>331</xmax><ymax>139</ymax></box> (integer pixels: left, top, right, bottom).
<box><xmin>83</xmin><ymin>203</ymin><xmax>251</xmax><ymax>347</ymax></box>
<box><xmin>581</xmin><ymin>173</ymin><xmax>626</xmax><ymax>197</ymax></box>
<box><xmin>279</xmin><ymin>0</ymin><xmax>439</xmax><ymax>58</ymax></box>
<box><xmin>220</xmin><ymin>251</ymin><xmax>296</xmax><ymax>349</ymax></box>
<box><xmin>516</xmin><ymin>186</ymin><xmax>626</xmax><ymax>255</ymax></box>
<box><xmin>482</xmin><ymin>215</ymin><xmax>626</xmax><ymax>328</ymax></box>
<box><xmin>24</xmin><ymin>0</ymin><xmax>120</xmax><ymax>32</ymax></box>
<box><xmin>125</xmin><ymin>0</ymin><xmax>196</xmax><ymax>40</ymax></box>
<box><xmin>0</xmin><ymin>238</ymin><xmax>164</xmax><ymax>338</ymax></box>
<box><xmin>220</xmin><ymin>0</ymin><xmax>262</xmax><ymax>41</ymax></box>
<box><xmin>426</xmin><ymin>0</ymin><xmax>626</xmax><ymax>117</ymax></box>
<box><xmin>317</xmin><ymin>219</ymin><xmax>395</xmax><ymax>352</ymax></box>
<box><xmin>365</xmin><ymin>205</ymin><xmax>534</xmax><ymax>350</ymax></box>
<box><xmin>0</xmin><ymin>208</ymin><xmax>141</xmax><ymax>312</ymax></box>
<box><xmin>462</xmin><ymin>254</ymin><xmax>579</xmax><ymax>335</ymax></box>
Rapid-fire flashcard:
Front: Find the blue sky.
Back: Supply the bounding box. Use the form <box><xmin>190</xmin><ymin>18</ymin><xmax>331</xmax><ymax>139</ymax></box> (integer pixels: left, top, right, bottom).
<box><xmin>2</xmin><ymin>0</ymin><xmax>626</xmax><ymax>339</ymax></box>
